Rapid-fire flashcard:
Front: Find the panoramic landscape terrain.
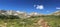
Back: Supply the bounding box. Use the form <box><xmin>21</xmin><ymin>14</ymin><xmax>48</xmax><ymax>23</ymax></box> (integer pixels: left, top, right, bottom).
<box><xmin>0</xmin><ymin>0</ymin><xmax>60</xmax><ymax>27</ymax></box>
<box><xmin>0</xmin><ymin>10</ymin><xmax>60</xmax><ymax>27</ymax></box>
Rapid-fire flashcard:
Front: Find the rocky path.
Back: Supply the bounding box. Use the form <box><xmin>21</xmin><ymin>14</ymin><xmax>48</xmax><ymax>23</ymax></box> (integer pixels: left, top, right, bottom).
<box><xmin>37</xmin><ymin>18</ymin><xmax>50</xmax><ymax>27</ymax></box>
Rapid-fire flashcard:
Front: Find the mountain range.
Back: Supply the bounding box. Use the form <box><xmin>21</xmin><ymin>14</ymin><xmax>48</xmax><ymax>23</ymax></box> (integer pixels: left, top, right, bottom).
<box><xmin>0</xmin><ymin>10</ymin><xmax>60</xmax><ymax>18</ymax></box>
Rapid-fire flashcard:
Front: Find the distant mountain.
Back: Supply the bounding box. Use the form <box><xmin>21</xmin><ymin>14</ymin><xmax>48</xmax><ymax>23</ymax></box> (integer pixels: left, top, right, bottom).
<box><xmin>0</xmin><ymin>10</ymin><xmax>6</xmax><ymax>14</ymax></box>
<box><xmin>52</xmin><ymin>10</ymin><xmax>60</xmax><ymax>15</ymax></box>
<box><xmin>0</xmin><ymin>10</ymin><xmax>60</xmax><ymax>18</ymax></box>
<box><xmin>0</xmin><ymin>10</ymin><xmax>27</xmax><ymax>18</ymax></box>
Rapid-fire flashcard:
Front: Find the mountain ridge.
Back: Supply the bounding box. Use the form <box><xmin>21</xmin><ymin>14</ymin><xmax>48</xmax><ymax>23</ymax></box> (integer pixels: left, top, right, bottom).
<box><xmin>0</xmin><ymin>10</ymin><xmax>60</xmax><ymax>18</ymax></box>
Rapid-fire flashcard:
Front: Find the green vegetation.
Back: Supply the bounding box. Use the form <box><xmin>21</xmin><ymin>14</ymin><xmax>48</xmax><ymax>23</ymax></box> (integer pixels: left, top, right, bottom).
<box><xmin>0</xmin><ymin>15</ymin><xmax>60</xmax><ymax>27</ymax></box>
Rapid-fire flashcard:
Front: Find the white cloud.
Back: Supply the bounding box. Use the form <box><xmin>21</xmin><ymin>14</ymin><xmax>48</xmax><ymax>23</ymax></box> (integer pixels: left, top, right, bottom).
<box><xmin>34</xmin><ymin>5</ymin><xmax>44</xmax><ymax>9</ymax></box>
<box><xmin>16</xmin><ymin>11</ymin><xmax>20</xmax><ymax>12</ymax></box>
<box><xmin>56</xmin><ymin>7</ymin><xmax>60</xmax><ymax>9</ymax></box>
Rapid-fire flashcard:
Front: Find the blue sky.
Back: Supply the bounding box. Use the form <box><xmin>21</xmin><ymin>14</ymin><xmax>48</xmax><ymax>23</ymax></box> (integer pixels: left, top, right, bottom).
<box><xmin>0</xmin><ymin>0</ymin><xmax>60</xmax><ymax>14</ymax></box>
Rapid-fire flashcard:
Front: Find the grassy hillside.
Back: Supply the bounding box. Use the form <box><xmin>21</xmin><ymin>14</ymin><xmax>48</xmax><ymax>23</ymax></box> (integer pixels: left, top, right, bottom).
<box><xmin>0</xmin><ymin>15</ymin><xmax>60</xmax><ymax>27</ymax></box>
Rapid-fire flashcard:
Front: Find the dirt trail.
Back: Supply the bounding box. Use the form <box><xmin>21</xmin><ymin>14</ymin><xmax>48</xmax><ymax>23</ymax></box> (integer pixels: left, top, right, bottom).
<box><xmin>37</xmin><ymin>18</ymin><xmax>50</xmax><ymax>27</ymax></box>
